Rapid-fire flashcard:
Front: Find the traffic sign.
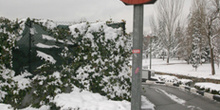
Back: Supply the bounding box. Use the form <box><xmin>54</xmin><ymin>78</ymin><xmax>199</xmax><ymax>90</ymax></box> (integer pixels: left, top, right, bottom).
<box><xmin>120</xmin><ymin>0</ymin><xmax>157</xmax><ymax>110</ymax></box>
<box><xmin>121</xmin><ymin>0</ymin><xmax>157</xmax><ymax>5</ymax></box>
<box><xmin>132</xmin><ymin>49</ymin><xmax>141</xmax><ymax>54</ymax></box>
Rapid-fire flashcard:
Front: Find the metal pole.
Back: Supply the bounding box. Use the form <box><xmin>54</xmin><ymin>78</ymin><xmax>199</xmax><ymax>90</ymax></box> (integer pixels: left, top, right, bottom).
<box><xmin>28</xmin><ymin>20</ymin><xmax>32</xmax><ymax>73</ymax></box>
<box><xmin>131</xmin><ymin>4</ymin><xmax>144</xmax><ymax>110</ymax></box>
<box><xmin>150</xmin><ymin>37</ymin><xmax>152</xmax><ymax>69</ymax></box>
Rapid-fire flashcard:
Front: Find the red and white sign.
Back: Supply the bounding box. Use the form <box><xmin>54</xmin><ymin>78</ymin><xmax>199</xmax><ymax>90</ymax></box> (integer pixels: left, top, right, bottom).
<box><xmin>132</xmin><ymin>49</ymin><xmax>141</xmax><ymax>54</ymax></box>
<box><xmin>121</xmin><ymin>0</ymin><xmax>157</xmax><ymax>5</ymax></box>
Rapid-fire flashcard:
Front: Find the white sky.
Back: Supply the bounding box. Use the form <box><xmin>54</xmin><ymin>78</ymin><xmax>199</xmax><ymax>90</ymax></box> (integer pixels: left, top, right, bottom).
<box><xmin>0</xmin><ymin>0</ymin><xmax>191</xmax><ymax>34</ymax></box>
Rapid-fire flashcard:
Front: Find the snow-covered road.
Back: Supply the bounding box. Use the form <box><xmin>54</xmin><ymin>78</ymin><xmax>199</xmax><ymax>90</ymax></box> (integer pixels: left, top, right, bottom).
<box><xmin>142</xmin><ymin>83</ymin><xmax>220</xmax><ymax>110</ymax></box>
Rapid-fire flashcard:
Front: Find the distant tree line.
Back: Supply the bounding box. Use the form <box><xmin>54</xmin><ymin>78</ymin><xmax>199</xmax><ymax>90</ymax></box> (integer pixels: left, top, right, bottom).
<box><xmin>147</xmin><ymin>0</ymin><xmax>220</xmax><ymax>75</ymax></box>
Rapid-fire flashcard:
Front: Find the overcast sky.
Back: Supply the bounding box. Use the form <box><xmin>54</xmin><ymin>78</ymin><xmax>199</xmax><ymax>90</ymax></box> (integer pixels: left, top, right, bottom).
<box><xmin>0</xmin><ymin>0</ymin><xmax>191</xmax><ymax>34</ymax></box>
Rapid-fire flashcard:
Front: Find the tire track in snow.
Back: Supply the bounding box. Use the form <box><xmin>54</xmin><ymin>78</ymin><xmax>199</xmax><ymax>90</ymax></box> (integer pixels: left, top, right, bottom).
<box><xmin>155</xmin><ymin>88</ymin><xmax>203</xmax><ymax>110</ymax></box>
<box><xmin>155</xmin><ymin>88</ymin><xmax>186</xmax><ymax>105</ymax></box>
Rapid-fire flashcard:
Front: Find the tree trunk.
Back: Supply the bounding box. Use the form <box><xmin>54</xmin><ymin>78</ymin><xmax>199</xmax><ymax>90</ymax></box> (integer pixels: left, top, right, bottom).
<box><xmin>210</xmin><ymin>47</ymin><xmax>215</xmax><ymax>75</ymax></box>
<box><xmin>167</xmin><ymin>57</ymin><xmax>169</xmax><ymax>64</ymax></box>
<box><xmin>207</xmin><ymin>30</ymin><xmax>215</xmax><ymax>75</ymax></box>
<box><xmin>167</xmin><ymin>50</ymin><xmax>170</xmax><ymax>64</ymax></box>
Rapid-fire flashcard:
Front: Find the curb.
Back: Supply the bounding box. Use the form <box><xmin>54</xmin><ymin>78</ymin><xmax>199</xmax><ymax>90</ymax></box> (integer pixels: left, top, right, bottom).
<box><xmin>146</xmin><ymin>80</ymin><xmax>220</xmax><ymax>102</ymax></box>
<box><xmin>213</xmin><ymin>95</ymin><xmax>220</xmax><ymax>102</ymax></box>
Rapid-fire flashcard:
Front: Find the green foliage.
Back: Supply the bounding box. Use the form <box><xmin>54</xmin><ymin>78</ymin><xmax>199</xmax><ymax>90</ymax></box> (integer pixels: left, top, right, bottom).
<box><xmin>63</xmin><ymin>22</ymin><xmax>131</xmax><ymax>101</ymax></box>
<box><xmin>31</xmin><ymin>64</ymin><xmax>62</xmax><ymax>108</ymax></box>
<box><xmin>0</xmin><ymin>17</ymin><xmax>20</xmax><ymax>68</ymax></box>
<box><xmin>0</xmin><ymin>18</ymin><xmax>131</xmax><ymax>109</ymax></box>
<box><xmin>0</xmin><ymin>68</ymin><xmax>31</xmax><ymax>109</ymax></box>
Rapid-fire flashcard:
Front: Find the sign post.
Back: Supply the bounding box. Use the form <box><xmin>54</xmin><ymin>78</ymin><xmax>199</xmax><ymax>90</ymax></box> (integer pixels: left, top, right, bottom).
<box><xmin>132</xmin><ymin>4</ymin><xmax>144</xmax><ymax>110</ymax></box>
<box><xmin>120</xmin><ymin>0</ymin><xmax>157</xmax><ymax>110</ymax></box>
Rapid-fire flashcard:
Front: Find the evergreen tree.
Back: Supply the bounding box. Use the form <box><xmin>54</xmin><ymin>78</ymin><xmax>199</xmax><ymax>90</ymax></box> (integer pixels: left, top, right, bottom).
<box><xmin>187</xmin><ymin>0</ymin><xmax>209</xmax><ymax>68</ymax></box>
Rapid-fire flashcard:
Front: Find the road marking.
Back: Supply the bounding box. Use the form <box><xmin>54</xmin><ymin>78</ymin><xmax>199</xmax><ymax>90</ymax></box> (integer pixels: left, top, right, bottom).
<box><xmin>154</xmin><ymin>88</ymin><xmax>203</xmax><ymax>110</ymax></box>
<box><xmin>156</xmin><ymin>88</ymin><xmax>186</xmax><ymax>105</ymax></box>
<box><xmin>187</xmin><ymin>105</ymin><xmax>203</xmax><ymax>110</ymax></box>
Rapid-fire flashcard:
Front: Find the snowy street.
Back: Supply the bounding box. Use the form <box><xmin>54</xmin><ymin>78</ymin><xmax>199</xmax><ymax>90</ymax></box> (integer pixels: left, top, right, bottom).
<box><xmin>142</xmin><ymin>83</ymin><xmax>220</xmax><ymax>110</ymax></box>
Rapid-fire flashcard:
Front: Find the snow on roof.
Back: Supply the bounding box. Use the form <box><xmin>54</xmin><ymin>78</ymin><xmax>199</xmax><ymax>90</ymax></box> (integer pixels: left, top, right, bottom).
<box><xmin>42</xmin><ymin>34</ymin><xmax>57</xmax><ymax>41</ymax></box>
<box><xmin>36</xmin><ymin>50</ymin><xmax>56</xmax><ymax>64</ymax></box>
<box><xmin>36</xmin><ymin>43</ymin><xmax>59</xmax><ymax>48</ymax></box>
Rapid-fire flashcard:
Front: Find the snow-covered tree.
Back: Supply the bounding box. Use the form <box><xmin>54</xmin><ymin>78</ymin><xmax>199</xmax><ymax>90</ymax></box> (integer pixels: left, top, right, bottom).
<box><xmin>173</xmin><ymin>22</ymin><xmax>186</xmax><ymax>60</ymax></box>
<box><xmin>187</xmin><ymin>0</ymin><xmax>208</xmax><ymax>68</ymax></box>
<box><xmin>154</xmin><ymin>0</ymin><xmax>185</xmax><ymax>63</ymax></box>
<box><xmin>187</xmin><ymin>0</ymin><xmax>220</xmax><ymax>74</ymax></box>
<box><xmin>204</xmin><ymin>0</ymin><xmax>220</xmax><ymax>75</ymax></box>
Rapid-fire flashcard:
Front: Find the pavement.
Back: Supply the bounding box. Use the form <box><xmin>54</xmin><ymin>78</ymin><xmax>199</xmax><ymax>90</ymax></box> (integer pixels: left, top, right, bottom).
<box><xmin>142</xmin><ymin>82</ymin><xmax>220</xmax><ymax>110</ymax></box>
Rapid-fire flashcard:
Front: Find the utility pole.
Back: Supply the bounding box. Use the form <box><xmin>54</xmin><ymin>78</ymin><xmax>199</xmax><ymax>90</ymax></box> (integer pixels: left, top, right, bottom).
<box><xmin>26</xmin><ymin>18</ymin><xmax>32</xmax><ymax>73</ymax></box>
<box><xmin>148</xmin><ymin>35</ymin><xmax>152</xmax><ymax>69</ymax></box>
<box><xmin>120</xmin><ymin>0</ymin><xmax>157</xmax><ymax>110</ymax></box>
<box><xmin>132</xmin><ymin>4</ymin><xmax>144</xmax><ymax>110</ymax></box>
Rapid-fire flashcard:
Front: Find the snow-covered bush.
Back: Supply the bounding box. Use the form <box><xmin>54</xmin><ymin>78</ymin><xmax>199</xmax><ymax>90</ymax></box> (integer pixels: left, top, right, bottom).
<box><xmin>194</xmin><ymin>82</ymin><xmax>220</xmax><ymax>95</ymax></box>
<box><xmin>0</xmin><ymin>17</ymin><xmax>33</xmax><ymax>108</ymax></box>
<box><xmin>0</xmin><ymin>17</ymin><xmax>20</xmax><ymax>68</ymax></box>
<box><xmin>30</xmin><ymin>64</ymin><xmax>61</xmax><ymax>108</ymax></box>
<box><xmin>1</xmin><ymin>18</ymin><xmax>131</xmax><ymax>109</ymax></box>
<box><xmin>154</xmin><ymin>75</ymin><xmax>192</xmax><ymax>86</ymax></box>
<box><xmin>64</xmin><ymin>22</ymin><xmax>131</xmax><ymax>101</ymax></box>
<box><xmin>0</xmin><ymin>66</ymin><xmax>31</xmax><ymax>108</ymax></box>
<box><xmin>23</xmin><ymin>21</ymin><xmax>131</xmax><ymax>108</ymax></box>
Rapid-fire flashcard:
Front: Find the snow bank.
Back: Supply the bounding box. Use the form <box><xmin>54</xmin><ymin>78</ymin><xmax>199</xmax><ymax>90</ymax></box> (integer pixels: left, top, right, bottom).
<box><xmin>153</xmin><ymin>74</ymin><xmax>192</xmax><ymax>85</ymax></box>
<box><xmin>53</xmin><ymin>88</ymin><xmax>155</xmax><ymax>110</ymax></box>
<box><xmin>20</xmin><ymin>105</ymin><xmax>50</xmax><ymax>110</ymax></box>
<box><xmin>0</xmin><ymin>103</ymin><xmax>13</xmax><ymax>110</ymax></box>
<box><xmin>141</xmin><ymin>96</ymin><xmax>155</xmax><ymax>110</ymax></box>
<box><xmin>53</xmin><ymin>87</ymin><xmax>130</xmax><ymax>110</ymax></box>
<box><xmin>195</xmin><ymin>82</ymin><xmax>220</xmax><ymax>93</ymax></box>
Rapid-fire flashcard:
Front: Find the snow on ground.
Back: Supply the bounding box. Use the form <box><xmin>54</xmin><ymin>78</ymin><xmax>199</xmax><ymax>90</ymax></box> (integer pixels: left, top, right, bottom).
<box><xmin>153</xmin><ymin>74</ymin><xmax>192</xmax><ymax>85</ymax></box>
<box><xmin>0</xmin><ymin>87</ymin><xmax>155</xmax><ymax>110</ymax></box>
<box><xmin>53</xmin><ymin>87</ymin><xmax>130</xmax><ymax>110</ymax></box>
<box><xmin>141</xmin><ymin>96</ymin><xmax>155</xmax><ymax>110</ymax></box>
<box><xmin>53</xmin><ymin>88</ymin><xmax>155</xmax><ymax>110</ymax></box>
<box><xmin>143</xmin><ymin>58</ymin><xmax>220</xmax><ymax>94</ymax></box>
<box><xmin>142</xmin><ymin>58</ymin><xmax>220</xmax><ymax>80</ymax></box>
<box><xmin>53</xmin><ymin>87</ymin><xmax>154</xmax><ymax>110</ymax></box>
<box><xmin>0</xmin><ymin>103</ymin><xmax>13</xmax><ymax>110</ymax></box>
<box><xmin>20</xmin><ymin>105</ymin><xmax>50</xmax><ymax>110</ymax></box>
